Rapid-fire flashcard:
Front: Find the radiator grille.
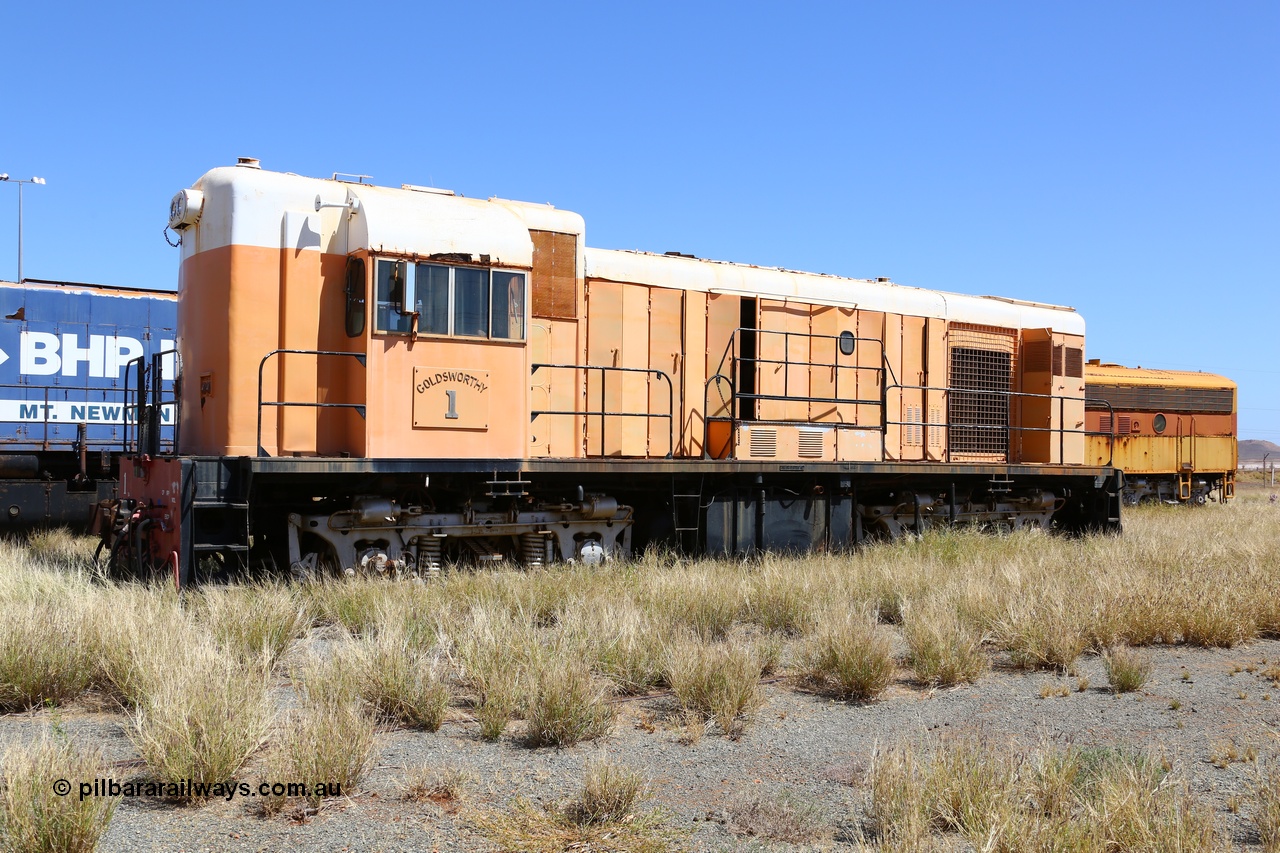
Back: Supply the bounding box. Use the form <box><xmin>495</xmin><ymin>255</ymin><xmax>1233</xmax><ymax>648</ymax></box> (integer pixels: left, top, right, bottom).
<box><xmin>949</xmin><ymin>346</ymin><xmax>1012</xmax><ymax>456</ymax></box>
<box><xmin>1117</xmin><ymin>415</ymin><xmax>1132</xmax><ymax>434</ymax></box>
<box><xmin>798</xmin><ymin>428</ymin><xmax>825</xmax><ymax>458</ymax></box>
<box><xmin>749</xmin><ymin>428</ymin><xmax>777</xmax><ymax>457</ymax></box>
<box><xmin>1085</xmin><ymin>384</ymin><xmax>1233</xmax><ymax>414</ymax></box>
<box><xmin>1098</xmin><ymin>414</ymin><xmax>1112</xmax><ymax>433</ymax></box>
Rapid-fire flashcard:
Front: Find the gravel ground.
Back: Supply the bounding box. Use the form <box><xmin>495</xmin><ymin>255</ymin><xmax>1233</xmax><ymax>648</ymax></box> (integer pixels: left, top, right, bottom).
<box><xmin>8</xmin><ymin>633</ymin><xmax>1280</xmax><ymax>852</ymax></box>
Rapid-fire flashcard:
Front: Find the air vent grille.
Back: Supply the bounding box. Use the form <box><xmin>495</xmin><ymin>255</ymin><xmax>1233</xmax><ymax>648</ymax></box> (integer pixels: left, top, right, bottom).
<box><xmin>1085</xmin><ymin>384</ymin><xmax>1233</xmax><ymax>414</ymax></box>
<box><xmin>749</xmin><ymin>428</ymin><xmax>777</xmax><ymax>458</ymax></box>
<box><xmin>798</xmin><ymin>429</ymin><xmax>825</xmax><ymax>458</ymax></box>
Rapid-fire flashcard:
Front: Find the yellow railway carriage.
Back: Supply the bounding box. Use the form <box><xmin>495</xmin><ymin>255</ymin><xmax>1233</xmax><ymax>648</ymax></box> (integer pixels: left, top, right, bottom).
<box><xmin>102</xmin><ymin>159</ymin><xmax>1124</xmax><ymax>584</ymax></box>
<box><xmin>1085</xmin><ymin>362</ymin><xmax>1236</xmax><ymax>504</ymax></box>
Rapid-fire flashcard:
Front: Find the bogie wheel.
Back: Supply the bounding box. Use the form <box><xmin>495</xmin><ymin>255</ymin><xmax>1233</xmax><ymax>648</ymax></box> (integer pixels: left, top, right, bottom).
<box><xmin>291</xmin><ymin>534</ymin><xmax>343</xmax><ymax>582</ymax></box>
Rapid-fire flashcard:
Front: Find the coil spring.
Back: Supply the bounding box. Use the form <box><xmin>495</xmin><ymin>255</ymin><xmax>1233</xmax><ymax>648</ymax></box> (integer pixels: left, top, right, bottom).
<box><xmin>521</xmin><ymin>532</ymin><xmax>546</xmax><ymax>569</ymax></box>
<box><xmin>416</xmin><ymin>537</ymin><xmax>443</xmax><ymax>575</ymax></box>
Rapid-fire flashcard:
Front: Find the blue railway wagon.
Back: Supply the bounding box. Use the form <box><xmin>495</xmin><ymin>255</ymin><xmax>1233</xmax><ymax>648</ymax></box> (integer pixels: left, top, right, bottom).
<box><xmin>0</xmin><ymin>279</ymin><xmax>176</xmax><ymax>526</ymax></box>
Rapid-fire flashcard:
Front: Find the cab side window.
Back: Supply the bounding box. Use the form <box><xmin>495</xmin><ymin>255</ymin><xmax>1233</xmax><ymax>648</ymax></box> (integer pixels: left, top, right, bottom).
<box><xmin>345</xmin><ymin>257</ymin><xmax>366</xmax><ymax>338</ymax></box>
<box><xmin>375</xmin><ymin>259</ymin><xmax>413</xmax><ymax>334</ymax></box>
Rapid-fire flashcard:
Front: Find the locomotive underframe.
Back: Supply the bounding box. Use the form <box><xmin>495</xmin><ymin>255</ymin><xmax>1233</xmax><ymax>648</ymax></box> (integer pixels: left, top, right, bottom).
<box><xmin>104</xmin><ymin>454</ymin><xmax>1123</xmax><ymax>586</ymax></box>
<box><xmin>1121</xmin><ymin>473</ymin><xmax>1231</xmax><ymax>506</ymax></box>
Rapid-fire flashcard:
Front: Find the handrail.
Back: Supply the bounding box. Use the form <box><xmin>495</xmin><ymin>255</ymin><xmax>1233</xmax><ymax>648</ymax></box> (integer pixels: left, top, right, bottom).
<box><xmin>883</xmin><ymin>382</ymin><xmax>1110</xmax><ymax>464</ymax></box>
<box><xmin>531</xmin><ymin>363</ymin><xmax>675</xmax><ymax>458</ymax></box>
<box><xmin>703</xmin><ymin>328</ymin><xmax>887</xmax><ymax>458</ymax></box>
<box><xmin>0</xmin><ymin>381</ymin><xmax>165</xmax><ymax>451</ymax></box>
<box><xmin>256</xmin><ymin>349</ymin><xmax>367</xmax><ymax>457</ymax></box>
<box><xmin>1082</xmin><ymin>397</ymin><xmax>1116</xmax><ymax>467</ymax></box>
<box><xmin>122</xmin><ymin>351</ymin><xmax>180</xmax><ymax>456</ymax></box>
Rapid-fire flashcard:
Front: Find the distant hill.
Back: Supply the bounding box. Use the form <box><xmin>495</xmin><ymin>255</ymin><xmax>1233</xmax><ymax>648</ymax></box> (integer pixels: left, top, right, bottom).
<box><xmin>1240</xmin><ymin>439</ymin><xmax>1280</xmax><ymax>464</ymax></box>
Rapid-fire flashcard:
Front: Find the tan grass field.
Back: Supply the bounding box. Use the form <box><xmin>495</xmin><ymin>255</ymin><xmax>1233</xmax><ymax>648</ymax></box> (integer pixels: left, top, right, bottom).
<box><xmin>0</xmin><ymin>486</ymin><xmax>1278</xmax><ymax>850</ymax></box>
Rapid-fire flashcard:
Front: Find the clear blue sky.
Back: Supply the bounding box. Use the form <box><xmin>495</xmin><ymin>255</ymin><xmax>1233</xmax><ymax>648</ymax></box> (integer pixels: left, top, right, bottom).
<box><xmin>2</xmin><ymin>2</ymin><xmax>1276</xmax><ymax>440</ymax></box>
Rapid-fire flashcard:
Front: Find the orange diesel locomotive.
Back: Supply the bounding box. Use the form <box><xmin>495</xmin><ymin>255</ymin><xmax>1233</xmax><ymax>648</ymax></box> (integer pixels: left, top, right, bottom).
<box><xmin>1085</xmin><ymin>361</ymin><xmax>1236</xmax><ymax>505</ymax></box>
<box><xmin>103</xmin><ymin>159</ymin><xmax>1123</xmax><ymax>584</ymax></box>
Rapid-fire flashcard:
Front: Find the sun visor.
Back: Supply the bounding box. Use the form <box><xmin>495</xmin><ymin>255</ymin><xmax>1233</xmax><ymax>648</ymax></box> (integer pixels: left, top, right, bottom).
<box><xmin>346</xmin><ymin>185</ymin><xmax>534</xmax><ymax>268</ymax></box>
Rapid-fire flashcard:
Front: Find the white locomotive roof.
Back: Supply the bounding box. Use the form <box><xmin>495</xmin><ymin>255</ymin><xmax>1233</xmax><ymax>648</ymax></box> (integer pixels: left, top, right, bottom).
<box><xmin>185</xmin><ymin>165</ymin><xmax>537</xmax><ymax>268</ymax></box>
<box><xmin>182</xmin><ymin>162</ymin><xmax>1084</xmax><ymax>335</ymax></box>
<box><xmin>585</xmin><ymin>249</ymin><xmax>1085</xmax><ymax>335</ymax></box>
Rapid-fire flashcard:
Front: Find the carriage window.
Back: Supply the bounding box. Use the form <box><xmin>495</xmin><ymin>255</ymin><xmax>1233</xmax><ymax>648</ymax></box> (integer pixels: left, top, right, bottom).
<box><xmin>415</xmin><ymin>264</ymin><xmax>450</xmax><ymax>335</ymax></box>
<box><xmin>375</xmin><ymin>260</ymin><xmax>413</xmax><ymax>333</ymax></box>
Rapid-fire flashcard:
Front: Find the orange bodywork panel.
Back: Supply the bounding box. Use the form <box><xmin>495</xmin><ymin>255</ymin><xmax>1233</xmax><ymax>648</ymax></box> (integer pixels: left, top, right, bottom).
<box><xmin>1017</xmin><ymin>330</ymin><xmax>1085</xmax><ymax>464</ymax></box>
<box><xmin>681</xmin><ymin>291</ymin><xmax>708</xmax><ymax>457</ymax></box>
<box><xmin>528</xmin><ymin>318</ymin><xmax>581</xmax><ymax>458</ymax></box>
<box><xmin>180</xmin><ymin>243</ymin><xmax>365</xmax><ymax>458</ymax></box>
<box><xmin>181</xmin><ymin>238</ymin><xmax>529</xmax><ymax>461</ymax></box>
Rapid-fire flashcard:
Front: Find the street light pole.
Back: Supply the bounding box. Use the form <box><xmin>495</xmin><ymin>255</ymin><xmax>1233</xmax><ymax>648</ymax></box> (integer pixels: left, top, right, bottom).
<box><xmin>0</xmin><ymin>174</ymin><xmax>47</xmax><ymax>282</ymax></box>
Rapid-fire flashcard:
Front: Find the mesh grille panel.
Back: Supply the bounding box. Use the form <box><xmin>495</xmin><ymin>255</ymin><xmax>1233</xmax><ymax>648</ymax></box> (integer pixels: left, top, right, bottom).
<box><xmin>1085</xmin><ymin>384</ymin><xmax>1233</xmax><ymax>414</ymax></box>
<box><xmin>948</xmin><ymin>324</ymin><xmax>1016</xmax><ymax>458</ymax></box>
<box><xmin>949</xmin><ymin>347</ymin><xmax>1012</xmax><ymax>455</ymax></box>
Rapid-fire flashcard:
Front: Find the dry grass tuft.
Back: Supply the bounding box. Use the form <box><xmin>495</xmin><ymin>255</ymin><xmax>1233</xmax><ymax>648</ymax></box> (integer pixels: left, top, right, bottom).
<box><xmin>470</xmin><ymin>759</ymin><xmax>680</xmax><ymax>853</ymax></box>
<box><xmin>402</xmin><ymin>764</ymin><xmax>473</xmax><ymax>805</ymax></box>
<box><xmin>278</xmin><ymin>701</ymin><xmax>376</xmax><ymax>807</ymax></box>
<box><xmin>195</xmin><ymin>583</ymin><xmax>309</xmax><ymax>673</ymax></box>
<box><xmin>866</xmin><ymin>740</ymin><xmax>1215</xmax><ymax>851</ymax></box>
<box><xmin>646</xmin><ymin>569</ymin><xmax>741</xmax><ymax>641</ymax></box>
<box><xmin>798</xmin><ymin>609</ymin><xmax>896</xmax><ymax>701</ymax></box>
<box><xmin>523</xmin><ymin>657</ymin><xmax>615</xmax><ymax>748</ymax></box>
<box><xmin>568</xmin><ymin>758</ymin><xmax>648</xmax><ymax>825</ymax></box>
<box><xmin>0</xmin><ymin>600</ymin><xmax>98</xmax><ymax>712</ymax></box>
<box><xmin>726</xmin><ymin>787</ymin><xmax>827</xmax><ymax>843</ymax></box>
<box><xmin>1104</xmin><ymin>645</ymin><xmax>1154</xmax><ymax>693</ymax></box>
<box><xmin>902</xmin><ymin>601</ymin><xmax>988</xmax><ymax>686</ymax></box>
<box><xmin>0</xmin><ymin>734</ymin><xmax>118</xmax><ymax>853</ymax></box>
<box><xmin>25</xmin><ymin>528</ymin><xmax>98</xmax><ymax>567</ymax></box>
<box><xmin>1253</xmin><ymin>762</ymin><xmax>1280</xmax><ymax>852</ymax></box>
<box><xmin>350</xmin><ymin>628</ymin><xmax>452</xmax><ymax>731</ymax></box>
<box><xmin>997</xmin><ymin>598</ymin><xmax>1088</xmax><ymax>671</ymax></box>
<box><xmin>666</xmin><ymin>638</ymin><xmax>764</xmax><ymax>738</ymax></box>
<box><xmin>129</xmin><ymin>644</ymin><xmax>273</xmax><ymax>798</ymax></box>
<box><xmin>570</xmin><ymin>601</ymin><xmax>668</xmax><ymax>695</ymax></box>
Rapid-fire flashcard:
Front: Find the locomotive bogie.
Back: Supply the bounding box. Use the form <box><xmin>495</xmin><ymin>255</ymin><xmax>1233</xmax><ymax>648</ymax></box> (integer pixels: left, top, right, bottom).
<box><xmin>286</xmin><ymin>493</ymin><xmax>633</xmax><ymax>578</ymax></box>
